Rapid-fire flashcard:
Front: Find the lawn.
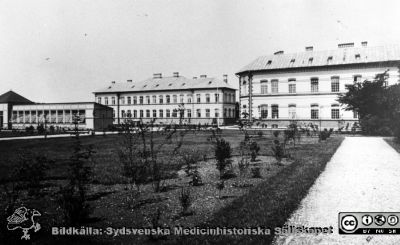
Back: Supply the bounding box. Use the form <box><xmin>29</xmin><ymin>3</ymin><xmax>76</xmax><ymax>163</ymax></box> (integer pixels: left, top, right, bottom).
<box><xmin>0</xmin><ymin>129</ymin><xmax>343</xmax><ymax>245</ymax></box>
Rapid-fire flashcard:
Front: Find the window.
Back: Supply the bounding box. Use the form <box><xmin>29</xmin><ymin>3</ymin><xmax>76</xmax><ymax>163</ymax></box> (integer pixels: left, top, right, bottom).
<box><xmin>139</xmin><ymin>96</ymin><xmax>143</xmax><ymax>104</ymax></box>
<box><xmin>224</xmin><ymin>108</ymin><xmax>227</xmax><ymax>117</ymax></box>
<box><xmin>331</xmin><ymin>77</ymin><xmax>340</xmax><ymax>92</ymax></box>
<box><xmin>266</xmin><ymin>60</ymin><xmax>272</xmax><ymax>66</ymax></box>
<box><xmin>308</xmin><ymin>57</ymin><xmax>313</xmax><ymax>65</ymax></box>
<box><xmin>260</xmin><ymin>105</ymin><xmax>268</xmax><ymax>119</ymax></box>
<box><xmin>327</xmin><ymin>56</ymin><xmax>333</xmax><ymax>65</ymax></box>
<box><xmin>119</xmin><ymin>110</ymin><xmax>125</xmax><ymax>118</ymax></box>
<box><xmin>187</xmin><ymin>95</ymin><xmax>192</xmax><ymax>103</ymax></box>
<box><xmin>133</xmin><ymin>96</ymin><xmax>137</xmax><ymax>104</ymax></box>
<box><xmin>354</xmin><ymin>75</ymin><xmax>362</xmax><ymax>83</ymax></box>
<box><xmin>197</xmin><ymin>109</ymin><xmax>201</xmax><ymax>117</ymax></box>
<box><xmin>353</xmin><ymin>110</ymin><xmax>359</xmax><ymax>119</ymax></box>
<box><xmin>180</xmin><ymin>94</ymin><xmax>184</xmax><ymax>103</ymax></box>
<box><xmin>271</xmin><ymin>105</ymin><xmax>279</xmax><ymax>119</ymax></box>
<box><xmin>215</xmin><ymin>93</ymin><xmax>220</xmax><ymax>102</ymax></box>
<box><xmin>271</xmin><ymin>80</ymin><xmax>279</xmax><ymax>93</ymax></box>
<box><xmin>97</xmin><ymin>97</ymin><xmax>102</xmax><ymax>104</ymax></box>
<box><xmin>289</xmin><ymin>59</ymin><xmax>295</xmax><ymax>67</ymax></box>
<box><xmin>146</xmin><ymin>110</ymin><xmax>150</xmax><ymax>117</ymax></box>
<box><xmin>159</xmin><ymin>109</ymin><xmax>163</xmax><ymax>118</ymax></box>
<box><xmin>173</xmin><ymin>95</ymin><xmax>177</xmax><ymax>103</ymax></box>
<box><xmin>121</xmin><ymin>97</ymin><xmax>125</xmax><ymax>105</ymax></box>
<box><xmin>127</xmin><ymin>97</ymin><xmax>131</xmax><ymax>105</ymax></box>
<box><xmin>215</xmin><ymin>109</ymin><xmax>219</xmax><ymax>118</ymax></box>
<box><xmin>311</xmin><ymin>78</ymin><xmax>319</xmax><ymax>93</ymax></box>
<box><xmin>127</xmin><ymin>110</ymin><xmax>132</xmax><ymax>118</ymax></box>
<box><xmin>331</xmin><ymin>104</ymin><xmax>340</xmax><ymax>119</ymax></box>
<box><xmin>146</xmin><ymin>96</ymin><xmax>150</xmax><ymax>104</ymax></box>
<box><xmin>159</xmin><ymin>95</ymin><xmax>163</xmax><ymax>104</ymax></box>
<box><xmin>289</xmin><ymin>104</ymin><xmax>296</xmax><ymax>119</ymax></box>
<box><xmin>196</xmin><ymin>94</ymin><xmax>201</xmax><ymax>103</ymax></box>
<box><xmin>206</xmin><ymin>94</ymin><xmax>210</xmax><ymax>103</ymax></box>
<box><xmin>104</xmin><ymin>97</ymin><xmax>109</xmax><ymax>105</ymax></box>
<box><xmin>140</xmin><ymin>110</ymin><xmax>143</xmax><ymax>118</ymax></box>
<box><xmin>260</xmin><ymin>80</ymin><xmax>268</xmax><ymax>94</ymax></box>
<box><xmin>152</xmin><ymin>95</ymin><xmax>156</xmax><ymax>104</ymax></box>
<box><xmin>166</xmin><ymin>109</ymin><xmax>170</xmax><ymax>118</ymax></box>
<box><xmin>153</xmin><ymin>110</ymin><xmax>157</xmax><ymax>118</ymax></box>
<box><xmin>288</xmin><ymin>79</ymin><xmax>296</xmax><ymax>93</ymax></box>
<box><xmin>205</xmin><ymin>109</ymin><xmax>210</xmax><ymax>118</ymax></box>
<box><xmin>172</xmin><ymin>109</ymin><xmax>177</xmax><ymax>118</ymax></box>
<box><xmin>166</xmin><ymin>95</ymin><xmax>170</xmax><ymax>103</ymax></box>
<box><xmin>112</xmin><ymin>97</ymin><xmax>116</xmax><ymax>105</ymax></box>
<box><xmin>355</xmin><ymin>54</ymin><xmax>361</xmax><ymax>60</ymax></box>
<box><xmin>133</xmin><ymin>110</ymin><xmax>137</xmax><ymax>118</ymax></box>
<box><xmin>311</xmin><ymin>104</ymin><xmax>319</xmax><ymax>119</ymax></box>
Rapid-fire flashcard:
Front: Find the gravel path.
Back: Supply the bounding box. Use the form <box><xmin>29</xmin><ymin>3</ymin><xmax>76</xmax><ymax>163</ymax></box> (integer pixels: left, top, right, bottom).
<box><xmin>273</xmin><ymin>137</ymin><xmax>400</xmax><ymax>245</ymax></box>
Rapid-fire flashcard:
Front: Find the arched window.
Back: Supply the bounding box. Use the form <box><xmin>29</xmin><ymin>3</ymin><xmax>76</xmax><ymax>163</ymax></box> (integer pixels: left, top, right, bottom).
<box><xmin>260</xmin><ymin>104</ymin><xmax>268</xmax><ymax>119</ymax></box>
<box><xmin>288</xmin><ymin>104</ymin><xmax>296</xmax><ymax>119</ymax></box>
<box><xmin>311</xmin><ymin>104</ymin><xmax>319</xmax><ymax>119</ymax></box>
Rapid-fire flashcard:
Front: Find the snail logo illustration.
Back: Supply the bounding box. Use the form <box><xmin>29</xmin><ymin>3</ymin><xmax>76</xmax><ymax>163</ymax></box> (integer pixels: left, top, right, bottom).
<box><xmin>7</xmin><ymin>207</ymin><xmax>41</xmax><ymax>240</ymax></box>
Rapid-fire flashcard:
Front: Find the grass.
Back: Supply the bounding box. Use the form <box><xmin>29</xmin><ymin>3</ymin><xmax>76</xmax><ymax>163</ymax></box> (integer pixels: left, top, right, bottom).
<box><xmin>0</xmin><ymin>129</ymin><xmax>343</xmax><ymax>245</ymax></box>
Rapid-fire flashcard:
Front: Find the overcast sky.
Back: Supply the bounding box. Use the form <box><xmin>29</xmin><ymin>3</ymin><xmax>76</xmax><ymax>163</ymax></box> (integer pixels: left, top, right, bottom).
<box><xmin>1</xmin><ymin>0</ymin><xmax>400</xmax><ymax>102</ymax></box>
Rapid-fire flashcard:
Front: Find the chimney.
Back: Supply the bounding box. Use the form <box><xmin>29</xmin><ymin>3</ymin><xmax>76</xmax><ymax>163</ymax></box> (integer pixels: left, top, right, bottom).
<box><xmin>223</xmin><ymin>74</ymin><xmax>228</xmax><ymax>83</ymax></box>
<box><xmin>173</xmin><ymin>72</ymin><xmax>179</xmax><ymax>77</ymax></box>
<box><xmin>338</xmin><ymin>42</ymin><xmax>354</xmax><ymax>48</ymax></box>
<box><xmin>361</xmin><ymin>41</ymin><xmax>368</xmax><ymax>47</ymax></box>
<box><xmin>153</xmin><ymin>73</ymin><xmax>162</xmax><ymax>79</ymax></box>
<box><xmin>305</xmin><ymin>46</ymin><xmax>313</xmax><ymax>51</ymax></box>
<box><xmin>127</xmin><ymin>79</ymin><xmax>132</xmax><ymax>83</ymax></box>
<box><xmin>274</xmin><ymin>50</ymin><xmax>284</xmax><ymax>55</ymax></box>
<box><xmin>200</xmin><ymin>75</ymin><xmax>207</xmax><ymax>78</ymax></box>
<box><xmin>193</xmin><ymin>76</ymin><xmax>197</xmax><ymax>79</ymax></box>
<box><xmin>111</xmin><ymin>81</ymin><xmax>115</xmax><ymax>84</ymax></box>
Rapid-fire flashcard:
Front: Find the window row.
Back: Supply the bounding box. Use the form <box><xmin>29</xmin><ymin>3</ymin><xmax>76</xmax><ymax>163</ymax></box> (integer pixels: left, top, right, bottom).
<box><xmin>97</xmin><ymin>93</ymin><xmax>235</xmax><ymax>105</ymax></box>
<box><xmin>120</xmin><ymin>108</ymin><xmax>236</xmax><ymax>119</ymax></box>
<box><xmin>243</xmin><ymin>75</ymin><xmax>365</xmax><ymax>95</ymax></box>
<box><xmin>257</xmin><ymin>104</ymin><xmax>357</xmax><ymax>119</ymax></box>
<box><xmin>11</xmin><ymin>110</ymin><xmax>86</xmax><ymax>124</ymax></box>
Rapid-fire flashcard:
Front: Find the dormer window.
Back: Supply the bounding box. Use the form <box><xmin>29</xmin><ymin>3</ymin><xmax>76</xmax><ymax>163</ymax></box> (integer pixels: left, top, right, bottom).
<box><xmin>208</xmin><ymin>81</ymin><xmax>212</xmax><ymax>84</ymax></box>
<box><xmin>266</xmin><ymin>60</ymin><xmax>272</xmax><ymax>66</ymax></box>
<box><xmin>168</xmin><ymin>83</ymin><xmax>172</xmax><ymax>86</ymax></box>
<box><xmin>155</xmin><ymin>84</ymin><xmax>159</xmax><ymax>87</ymax></box>
<box><xmin>143</xmin><ymin>85</ymin><xmax>147</xmax><ymax>88</ymax></box>
<box><xmin>308</xmin><ymin>57</ymin><xmax>313</xmax><ymax>65</ymax></box>
<box><xmin>131</xmin><ymin>85</ymin><xmax>135</xmax><ymax>88</ymax></box>
<box><xmin>355</xmin><ymin>54</ymin><xmax>361</xmax><ymax>60</ymax></box>
<box><xmin>182</xmin><ymin>83</ymin><xmax>186</xmax><ymax>86</ymax></box>
<box><xmin>289</xmin><ymin>59</ymin><xmax>295</xmax><ymax>67</ymax></box>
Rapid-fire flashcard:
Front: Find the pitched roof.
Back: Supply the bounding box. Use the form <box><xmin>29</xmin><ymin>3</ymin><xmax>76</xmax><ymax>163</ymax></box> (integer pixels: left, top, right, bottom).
<box><xmin>237</xmin><ymin>44</ymin><xmax>400</xmax><ymax>74</ymax></box>
<box><xmin>0</xmin><ymin>90</ymin><xmax>33</xmax><ymax>104</ymax></box>
<box><xmin>94</xmin><ymin>76</ymin><xmax>236</xmax><ymax>93</ymax></box>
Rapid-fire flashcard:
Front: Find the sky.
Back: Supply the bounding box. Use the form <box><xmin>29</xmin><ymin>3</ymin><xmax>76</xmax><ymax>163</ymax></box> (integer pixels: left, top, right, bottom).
<box><xmin>1</xmin><ymin>0</ymin><xmax>400</xmax><ymax>103</ymax></box>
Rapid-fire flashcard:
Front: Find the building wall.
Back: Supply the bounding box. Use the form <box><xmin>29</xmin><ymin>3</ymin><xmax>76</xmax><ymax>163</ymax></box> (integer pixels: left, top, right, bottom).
<box><xmin>94</xmin><ymin>88</ymin><xmax>237</xmax><ymax>125</ymax></box>
<box><xmin>239</xmin><ymin>65</ymin><xmax>400</xmax><ymax>129</ymax></box>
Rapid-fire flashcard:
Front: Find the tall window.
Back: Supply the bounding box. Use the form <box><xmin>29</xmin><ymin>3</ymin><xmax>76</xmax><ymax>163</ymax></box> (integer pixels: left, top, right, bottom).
<box><xmin>166</xmin><ymin>109</ymin><xmax>170</xmax><ymax>118</ymax></box>
<box><xmin>289</xmin><ymin>104</ymin><xmax>296</xmax><ymax>119</ymax></box>
<box><xmin>260</xmin><ymin>80</ymin><xmax>268</xmax><ymax>94</ymax></box>
<box><xmin>112</xmin><ymin>97</ymin><xmax>115</xmax><ymax>105</ymax></box>
<box><xmin>206</xmin><ymin>94</ymin><xmax>210</xmax><ymax>103</ymax></box>
<box><xmin>353</xmin><ymin>110</ymin><xmax>358</xmax><ymax>119</ymax></box>
<box><xmin>121</xmin><ymin>97</ymin><xmax>125</xmax><ymax>105</ymax></box>
<box><xmin>153</xmin><ymin>110</ymin><xmax>157</xmax><ymax>118</ymax></box>
<box><xmin>166</xmin><ymin>95</ymin><xmax>170</xmax><ymax>103</ymax></box>
<box><xmin>288</xmin><ymin>79</ymin><xmax>296</xmax><ymax>93</ymax></box>
<box><xmin>205</xmin><ymin>109</ymin><xmax>210</xmax><ymax>117</ymax></box>
<box><xmin>271</xmin><ymin>105</ymin><xmax>279</xmax><ymax>119</ymax></box>
<box><xmin>173</xmin><ymin>95</ymin><xmax>177</xmax><ymax>103</ymax></box>
<box><xmin>146</xmin><ymin>96</ymin><xmax>150</xmax><ymax>104</ymax></box>
<box><xmin>152</xmin><ymin>95</ymin><xmax>156</xmax><ymax>104</ymax></box>
<box><xmin>121</xmin><ymin>110</ymin><xmax>126</xmax><ymax>118</ymax></box>
<box><xmin>215</xmin><ymin>93</ymin><xmax>220</xmax><ymax>102</ymax></box>
<box><xmin>197</xmin><ymin>109</ymin><xmax>201</xmax><ymax>117</ymax></box>
<box><xmin>127</xmin><ymin>97</ymin><xmax>131</xmax><ymax>105</ymax></box>
<box><xmin>354</xmin><ymin>75</ymin><xmax>362</xmax><ymax>83</ymax></box>
<box><xmin>140</xmin><ymin>110</ymin><xmax>143</xmax><ymax>118</ymax></box>
<box><xmin>105</xmin><ymin>97</ymin><xmax>109</xmax><ymax>105</ymax></box>
<box><xmin>331</xmin><ymin>104</ymin><xmax>340</xmax><ymax>119</ymax></box>
<box><xmin>133</xmin><ymin>96</ymin><xmax>137</xmax><ymax>104</ymax></box>
<box><xmin>180</xmin><ymin>94</ymin><xmax>184</xmax><ymax>103</ymax></box>
<box><xmin>187</xmin><ymin>95</ymin><xmax>192</xmax><ymax>103</ymax></box>
<box><xmin>159</xmin><ymin>109</ymin><xmax>163</xmax><ymax>118</ymax></box>
<box><xmin>242</xmin><ymin>79</ymin><xmax>247</xmax><ymax>95</ymax></box>
<box><xmin>133</xmin><ymin>110</ymin><xmax>137</xmax><ymax>118</ymax></box>
<box><xmin>139</xmin><ymin>96</ymin><xmax>143</xmax><ymax>104</ymax></box>
<box><xmin>127</xmin><ymin>110</ymin><xmax>131</xmax><ymax>118</ymax></box>
<box><xmin>97</xmin><ymin>97</ymin><xmax>102</xmax><ymax>104</ymax></box>
<box><xmin>260</xmin><ymin>105</ymin><xmax>268</xmax><ymax>119</ymax></box>
<box><xmin>172</xmin><ymin>109</ymin><xmax>177</xmax><ymax>118</ymax></box>
<box><xmin>311</xmin><ymin>104</ymin><xmax>319</xmax><ymax>119</ymax></box>
<box><xmin>187</xmin><ymin>109</ymin><xmax>192</xmax><ymax>118</ymax></box>
<box><xmin>331</xmin><ymin>77</ymin><xmax>340</xmax><ymax>92</ymax></box>
<box><xmin>196</xmin><ymin>94</ymin><xmax>201</xmax><ymax>103</ymax></box>
<box><xmin>146</xmin><ymin>110</ymin><xmax>150</xmax><ymax>117</ymax></box>
<box><xmin>159</xmin><ymin>95</ymin><xmax>163</xmax><ymax>104</ymax></box>
<box><xmin>215</xmin><ymin>109</ymin><xmax>219</xmax><ymax>118</ymax></box>
<box><xmin>271</xmin><ymin>80</ymin><xmax>279</xmax><ymax>93</ymax></box>
<box><xmin>311</xmin><ymin>78</ymin><xmax>319</xmax><ymax>93</ymax></box>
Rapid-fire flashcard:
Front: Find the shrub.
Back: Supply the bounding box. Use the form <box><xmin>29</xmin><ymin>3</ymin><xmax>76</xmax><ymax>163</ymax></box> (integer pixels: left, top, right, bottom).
<box><xmin>37</xmin><ymin>124</ymin><xmax>45</xmax><ymax>135</ymax></box>
<box><xmin>271</xmin><ymin>140</ymin><xmax>285</xmax><ymax>164</ymax></box>
<box><xmin>249</xmin><ymin>140</ymin><xmax>260</xmax><ymax>162</ymax></box>
<box><xmin>179</xmin><ymin>187</ymin><xmax>193</xmax><ymax>215</ymax></box>
<box><xmin>49</xmin><ymin>125</ymin><xmax>55</xmax><ymax>134</ymax></box>
<box><xmin>273</xmin><ymin>130</ymin><xmax>280</xmax><ymax>138</ymax></box>
<box><xmin>319</xmin><ymin>130</ymin><xmax>329</xmax><ymax>141</ymax></box>
<box><xmin>25</xmin><ymin>125</ymin><xmax>35</xmax><ymax>134</ymax></box>
<box><xmin>251</xmin><ymin>167</ymin><xmax>261</xmax><ymax>178</ymax></box>
<box><xmin>190</xmin><ymin>169</ymin><xmax>203</xmax><ymax>186</ymax></box>
<box><xmin>238</xmin><ymin>155</ymin><xmax>250</xmax><ymax>177</ymax></box>
<box><xmin>214</xmin><ymin>138</ymin><xmax>232</xmax><ymax>179</ymax></box>
<box><xmin>221</xmin><ymin>168</ymin><xmax>237</xmax><ymax>179</ymax></box>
